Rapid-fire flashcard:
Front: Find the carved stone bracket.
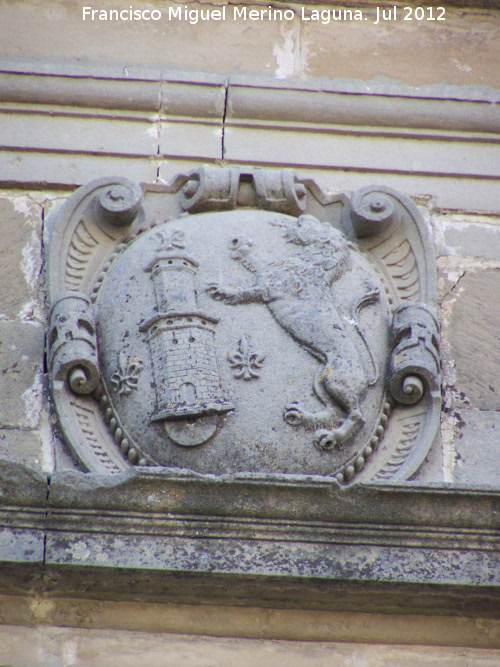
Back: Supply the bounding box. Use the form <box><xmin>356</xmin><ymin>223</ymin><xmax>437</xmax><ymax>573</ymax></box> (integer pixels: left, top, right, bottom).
<box><xmin>389</xmin><ymin>302</ymin><xmax>440</xmax><ymax>405</ymax></box>
<box><xmin>45</xmin><ymin>168</ymin><xmax>440</xmax><ymax>483</ymax></box>
<box><xmin>48</xmin><ymin>292</ymin><xmax>100</xmax><ymax>395</ymax></box>
<box><xmin>179</xmin><ymin>165</ymin><xmax>307</xmax><ymax>216</ymax></box>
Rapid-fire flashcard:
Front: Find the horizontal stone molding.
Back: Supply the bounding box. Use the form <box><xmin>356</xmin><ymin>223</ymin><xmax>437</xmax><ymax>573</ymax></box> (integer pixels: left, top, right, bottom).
<box><xmin>226</xmin><ymin>84</ymin><xmax>500</xmax><ymax>135</ymax></box>
<box><xmin>0</xmin><ymin>68</ymin><xmax>227</xmax><ymax>117</ymax></box>
<box><xmin>1</xmin><ymin>461</ymin><xmax>499</xmax><ymax>617</ymax></box>
<box><xmin>2</xmin><ymin>599</ymin><xmax>500</xmax><ymax>650</ymax></box>
<box><xmin>0</xmin><ymin>60</ymin><xmax>499</xmax><ymax>211</ymax></box>
<box><xmin>1</xmin><ymin>63</ymin><xmax>499</xmax><ymax>131</ymax></box>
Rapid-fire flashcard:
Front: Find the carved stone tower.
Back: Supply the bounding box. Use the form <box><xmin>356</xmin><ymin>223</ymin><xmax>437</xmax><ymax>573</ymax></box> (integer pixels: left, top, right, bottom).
<box><xmin>141</xmin><ymin>244</ymin><xmax>232</xmax><ymax>424</ymax></box>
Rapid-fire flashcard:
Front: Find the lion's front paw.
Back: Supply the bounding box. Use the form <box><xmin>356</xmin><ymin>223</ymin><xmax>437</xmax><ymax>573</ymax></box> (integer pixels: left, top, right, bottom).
<box><xmin>206</xmin><ymin>283</ymin><xmax>238</xmax><ymax>304</ymax></box>
<box><xmin>206</xmin><ymin>283</ymin><xmax>223</xmax><ymax>299</ymax></box>
<box><xmin>314</xmin><ymin>429</ymin><xmax>340</xmax><ymax>452</ymax></box>
<box><xmin>284</xmin><ymin>403</ymin><xmax>305</xmax><ymax>426</ymax></box>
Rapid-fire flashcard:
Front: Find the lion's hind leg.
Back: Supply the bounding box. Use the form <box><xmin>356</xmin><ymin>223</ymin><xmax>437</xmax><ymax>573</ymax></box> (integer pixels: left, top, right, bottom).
<box><xmin>284</xmin><ymin>359</ymin><xmax>366</xmax><ymax>451</ymax></box>
<box><xmin>283</xmin><ymin>365</ymin><xmax>342</xmax><ymax>431</ymax></box>
<box><xmin>283</xmin><ymin>403</ymin><xmax>338</xmax><ymax>429</ymax></box>
<box><xmin>313</xmin><ymin>408</ymin><xmax>364</xmax><ymax>452</ymax></box>
<box><xmin>313</xmin><ymin>368</ymin><xmax>366</xmax><ymax>450</ymax></box>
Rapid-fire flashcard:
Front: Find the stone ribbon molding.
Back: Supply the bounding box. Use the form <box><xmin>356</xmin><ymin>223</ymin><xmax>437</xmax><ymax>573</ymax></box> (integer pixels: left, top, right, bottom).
<box><xmin>46</xmin><ymin>167</ymin><xmax>440</xmax><ymax>484</ymax></box>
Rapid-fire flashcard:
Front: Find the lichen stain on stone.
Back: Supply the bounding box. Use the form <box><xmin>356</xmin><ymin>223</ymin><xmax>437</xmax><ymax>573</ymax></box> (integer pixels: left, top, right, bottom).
<box><xmin>21</xmin><ymin>229</ymin><xmax>42</xmax><ymax>291</ymax></box>
<box><xmin>273</xmin><ymin>20</ymin><xmax>304</xmax><ymax>79</ymax></box>
<box><xmin>21</xmin><ymin>369</ymin><xmax>43</xmax><ymax>429</ymax></box>
<box><xmin>474</xmin><ymin>618</ymin><xmax>500</xmax><ymax>638</ymax></box>
<box><xmin>67</xmin><ymin>541</ymin><xmax>91</xmax><ymax>562</ymax></box>
<box><xmin>441</xmin><ymin>412</ymin><xmax>458</xmax><ymax>483</ymax></box>
<box><xmin>39</xmin><ymin>409</ymin><xmax>55</xmax><ymax>473</ymax></box>
<box><xmin>29</xmin><ymin>597</ymin><xmax>56</xmax><ymax>621</ymax></box>
<box><xmin>93</xmin><ymin>544</ymin><xmax>110</xmax><ymax>563</ymax></box>
<box><xmin>17</xmin><ymin>299</ymin><xmax>43</xmax><ymax>323</ymax></box>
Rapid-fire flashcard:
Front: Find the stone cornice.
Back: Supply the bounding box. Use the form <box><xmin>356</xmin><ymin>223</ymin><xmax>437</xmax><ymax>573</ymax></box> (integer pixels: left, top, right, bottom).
<box><xmin>1</xmin><ymin>461</ymin><xmax>499</xmax><ymax>618</ymax></box>
<box><xmin>0</xmin><ymin>59</ymin><xmax>498</xmax><ymax>130</ymax></box>
<box><xmin>0</xmin><ymin>58</ymin><xmax>498</xmax><ymax>208</ymax></box>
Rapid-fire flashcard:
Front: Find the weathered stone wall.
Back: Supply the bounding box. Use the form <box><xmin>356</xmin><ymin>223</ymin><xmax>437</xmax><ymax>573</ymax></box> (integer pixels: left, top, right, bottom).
<box><xmin>0</xmin><ymin>193</ymin><xmax>57</xmax><ymax>470</ymax></box>
<box><xmin>437</xmin><ymin>215</ymin><xmax>500</xmax><ymax>486</ymax></box>
<box><xmin>0</xmin><ymin>0</ymin><xmax>498</xmax><ymax>88</ymax></box>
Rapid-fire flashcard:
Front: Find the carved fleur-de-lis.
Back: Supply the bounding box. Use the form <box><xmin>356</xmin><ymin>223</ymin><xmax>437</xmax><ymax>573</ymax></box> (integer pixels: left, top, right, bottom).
<box><xmin>227</xmin><ymin>335</ymin><xmax>265</xmax><ymax>381</ymax></box>
<box><xmin>153</xmin><ymin>228</ymin><xmax>185</xmax><ymax>252</ymax></box>
<box><xmin>111</xmin><ymin>352</ymin><xmax>144</xmax><ymax>395</ymax></box>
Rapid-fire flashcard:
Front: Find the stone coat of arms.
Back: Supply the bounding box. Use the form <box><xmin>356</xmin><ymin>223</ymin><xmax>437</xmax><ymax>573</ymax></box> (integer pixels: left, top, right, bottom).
<box><xmin>46</xmin><ymin>167</ymin><xmax>440</xmax><ymax>484</ymax></box>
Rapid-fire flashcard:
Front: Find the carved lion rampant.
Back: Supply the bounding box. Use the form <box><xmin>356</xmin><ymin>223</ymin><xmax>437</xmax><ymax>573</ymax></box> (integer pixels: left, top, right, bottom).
<box><xmin>207</xmin><ymin>214</ymin><xmax>380</xmax><ymax>451</ymax></box>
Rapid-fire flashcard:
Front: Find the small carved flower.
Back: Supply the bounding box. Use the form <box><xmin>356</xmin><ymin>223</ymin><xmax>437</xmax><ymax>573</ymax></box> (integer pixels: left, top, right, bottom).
<box><xmin>153</xmin><ymin>228</ymin><xmax>185</xmax><ymax>252</ymax></box>
<box><xmin>228</xmin><ymin>335</ymin><xmax>265</xmax><ymax>381</ymax></box>
<box><xmin>111</xmin><ymin>352</ymin><xmax>144</xmax><ymax>395</ymax></box>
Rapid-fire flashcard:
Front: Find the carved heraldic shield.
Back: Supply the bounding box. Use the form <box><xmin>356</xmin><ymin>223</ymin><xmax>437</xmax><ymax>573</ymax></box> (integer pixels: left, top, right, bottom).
<box><xmin>46</xmin><ymin>167</ymin><xmax>440</xmax><ymax>484</ymax></box>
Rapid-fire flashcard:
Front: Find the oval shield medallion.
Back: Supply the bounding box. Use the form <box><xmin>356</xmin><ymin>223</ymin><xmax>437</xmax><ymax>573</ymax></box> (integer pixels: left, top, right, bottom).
<box><xmin>95</xmin><ymin>209</ymin><xmax>392</xmax><ymax>477</ymax></box>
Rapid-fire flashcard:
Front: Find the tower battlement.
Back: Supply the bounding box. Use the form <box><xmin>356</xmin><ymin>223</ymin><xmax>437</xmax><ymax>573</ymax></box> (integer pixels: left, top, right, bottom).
<box><xmin>142</xmin><ymin>239</ymin><xmax>232</xmax><ymax>423</ymax></box>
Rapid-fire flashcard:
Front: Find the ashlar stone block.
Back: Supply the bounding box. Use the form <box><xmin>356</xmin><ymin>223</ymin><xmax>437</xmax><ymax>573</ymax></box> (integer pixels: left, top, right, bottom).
<box><xmin>0</xmin><ymin>321</ymin><xmax>44</xmax><ymax>429</ymax></box>
<box><xmin>443</xmin><ymin>223</ymin><xmax>500</xmax><ymax>261</ymax></box>
<box><xmin>0</xmin><ymin>197</ymin><xmax>42</xmax><ymax>320</ymax></box>
<box><xmin>453</xmin><ymin>409</ymin><xmax>500</xmax><ymax>487</ymax></box>
<box><xmin>446</xmin><ymin>271</ymin><xmax>500</xmax><ymax>411</ymax></box>
<box><xmin>0</xmin><ymin>429</ymin><xmax>45</xmax><ymax>470</ymax></box>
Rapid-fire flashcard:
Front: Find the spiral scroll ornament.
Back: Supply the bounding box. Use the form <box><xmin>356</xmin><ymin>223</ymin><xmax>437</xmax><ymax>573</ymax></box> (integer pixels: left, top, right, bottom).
<box><xmin>48</xmin><ymin>292</ymin><xmax>100</xmax><ymax>395</ymax></box>
<box><xmin>388</xmin><ymin>302</ymin><xmax>440</xmax><ymax>405</ymax></box>
<box><xmin>349</xmin><ymin>186</ymin><xmax>397</xmax><ymax>238</ymax></box>
<box><xmin>180</xmin><ymin>166</ymin><xmax>307</xmax><ymax>216</ymax></box>
<box><xmin>97</xmin><ymin>178</ymin><xmax>143</xmax><ymax>226</ymax></box>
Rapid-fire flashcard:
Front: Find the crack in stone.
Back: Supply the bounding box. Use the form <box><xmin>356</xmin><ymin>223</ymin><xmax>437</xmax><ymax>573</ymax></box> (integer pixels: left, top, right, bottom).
<box><xmin>441</xmin><ymin>270</ymin><xmax>466</xmax><ymax>301</ymax></box>
<box><xmin>221</xmin><ymin>74</ymin><xmax>230</xmax><ymax>161</ymax></box>
<box><xmin>156</xmin><ymin>79</ymin><xmax>165</xmax><ymax>183</ymax></box>
<box><xmin>41</xmin><ymin>473</ymin><xmax>51</xmax><ymax>575</ymax></box>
